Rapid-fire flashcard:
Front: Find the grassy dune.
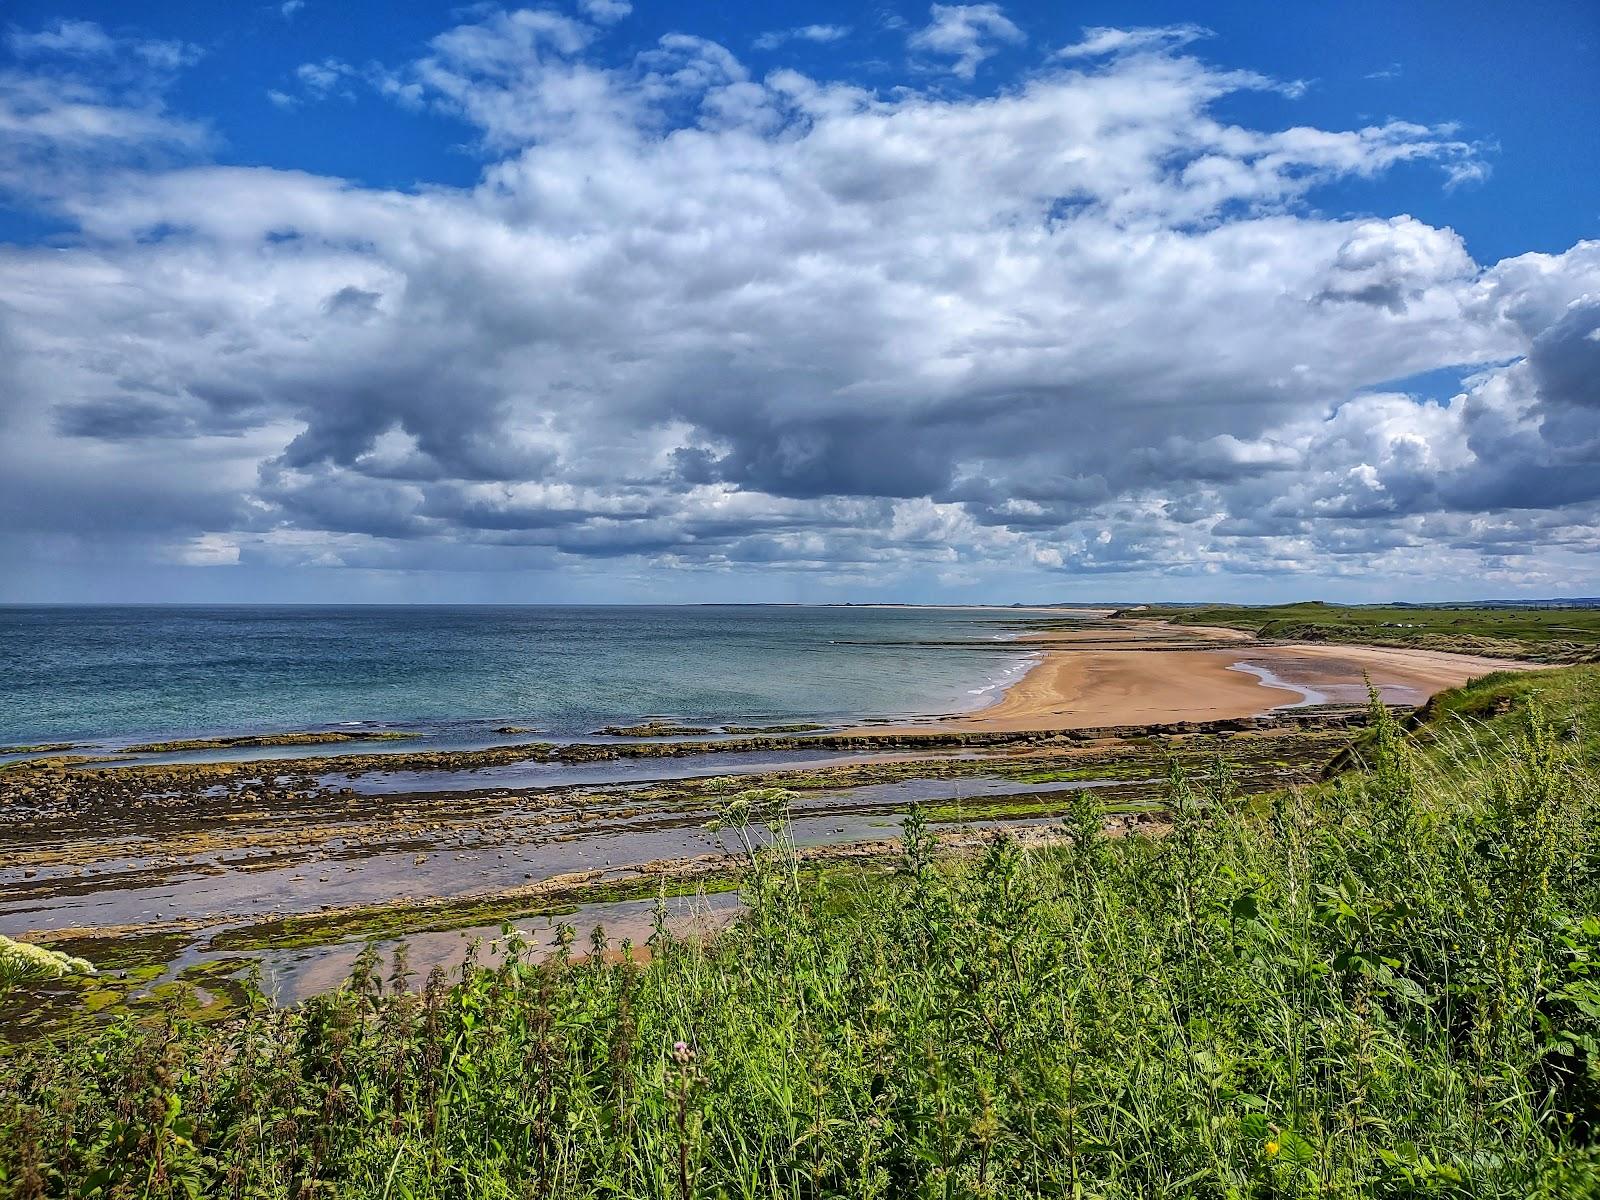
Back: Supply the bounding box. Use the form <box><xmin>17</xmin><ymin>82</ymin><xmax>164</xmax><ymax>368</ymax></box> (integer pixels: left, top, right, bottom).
<box><xmin>3</xmin><ymin>668</ymin><xmax>1600</xmax><ymax>1196</ymax></box>
<box><xmin>1140</xmin><ymin>601</ymin><xmax>1600</xmax><ymax>663</ymax></box>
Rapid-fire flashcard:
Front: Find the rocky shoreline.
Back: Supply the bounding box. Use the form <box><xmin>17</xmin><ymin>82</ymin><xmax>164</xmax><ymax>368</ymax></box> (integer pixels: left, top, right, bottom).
<box><xmin>0</xmin><ymin>705</ymin><xmax>1367</xmax><ymax>1041</ymax></box>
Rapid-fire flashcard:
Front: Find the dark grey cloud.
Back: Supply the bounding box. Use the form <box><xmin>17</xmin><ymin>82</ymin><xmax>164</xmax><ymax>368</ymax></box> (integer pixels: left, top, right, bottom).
<box><xmin>53</xmin><ymin>396</ymin><xmax>201</xmax><ymax>439</ymax></box>
<box><xmin>322</xmin><ymin>285</ymin><xmax>383</xmax><ymax>318</ymax></box>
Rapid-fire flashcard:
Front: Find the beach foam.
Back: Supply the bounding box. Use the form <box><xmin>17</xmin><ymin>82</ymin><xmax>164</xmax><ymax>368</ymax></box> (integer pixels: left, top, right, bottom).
<box><xmin>966</xmin><ymin>651</ymin><xmax>1046</xmax><ymax>704</ymax></box>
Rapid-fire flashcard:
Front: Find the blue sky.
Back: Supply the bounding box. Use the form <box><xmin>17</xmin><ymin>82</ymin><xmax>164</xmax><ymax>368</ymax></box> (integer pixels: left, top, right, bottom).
<box><xmin>1</xmin><ymin>1</ymin><xmax>1597</xmax><ymax>603</ymax></box>
<box><xmin>7</xmin><ymin>0</ymin><xmax>1594</xmax><ymax>261</ymax></box>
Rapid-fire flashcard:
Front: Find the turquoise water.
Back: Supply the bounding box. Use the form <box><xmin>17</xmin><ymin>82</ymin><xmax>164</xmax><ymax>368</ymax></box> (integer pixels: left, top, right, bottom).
<box><xmin>0</xmin><ymin>605</ymin><xmax>1049</xmax><ymax>747</ymax></box>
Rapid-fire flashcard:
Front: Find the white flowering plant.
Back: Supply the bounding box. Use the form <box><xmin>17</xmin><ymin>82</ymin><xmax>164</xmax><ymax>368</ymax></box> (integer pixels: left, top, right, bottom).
<box><xmin>0</xmin><ymin>933</ymin><xmax>97</xmax><ymax>1000</ymax></box>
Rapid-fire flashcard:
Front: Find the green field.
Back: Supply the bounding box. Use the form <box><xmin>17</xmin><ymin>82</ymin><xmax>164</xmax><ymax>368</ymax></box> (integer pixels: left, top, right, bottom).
<box><xmin>4</xmin><ymin>665</ymin><xmax>1600</xmax><ymax>1196</ymax></box>
<box><xmin>1138</xmin><ymin>601</ymin><xmax>1600</xmax><ymax>663</ymax></box>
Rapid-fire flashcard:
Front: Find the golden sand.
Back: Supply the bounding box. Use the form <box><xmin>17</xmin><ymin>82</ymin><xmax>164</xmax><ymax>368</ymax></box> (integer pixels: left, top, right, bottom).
<box><xmin>856</xmin><ymin>619</ymin><xmax>1535</xmax><ymax>734</ymax></box>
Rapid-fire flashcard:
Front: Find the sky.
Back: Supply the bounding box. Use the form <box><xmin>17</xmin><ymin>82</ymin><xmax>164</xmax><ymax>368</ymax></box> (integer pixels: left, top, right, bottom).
<box><xmin>0</xmin><ymin>1</ymin><xmax>1597</xmax><ymax>605</ymax></box>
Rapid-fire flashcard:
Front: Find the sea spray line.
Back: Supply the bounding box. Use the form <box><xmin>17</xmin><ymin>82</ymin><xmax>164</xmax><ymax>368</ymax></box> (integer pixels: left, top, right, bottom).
<box><xmin>967</xmin><ymin>651</ymin><xmax>1046</xmax><ymax>701</ymax></box>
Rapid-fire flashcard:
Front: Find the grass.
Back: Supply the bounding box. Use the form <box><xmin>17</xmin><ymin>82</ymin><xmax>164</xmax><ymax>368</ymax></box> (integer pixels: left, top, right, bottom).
<box><xmin>920</xmin><ymin>793</ymin><xmax>1155</xmax><ymax>823</ymax></box>
<box><xmin>1011</xmin><ymin>762</ymin><xmax>1160</xmax><ymax>784</ymax></box>
<box><xmin>1144</xmin><ymin>601</ymin><xmax>1600</xmax><ymax>663</ymax></box>
<box><xmin>4</xmin><ymin>670</ymin><xmax>1600</xmax><ymax>1197</ymax></box>
<box><xmin>207</xmin><ymin>872</ymin><xmax>746</xmax><ymax>954</ymax></box>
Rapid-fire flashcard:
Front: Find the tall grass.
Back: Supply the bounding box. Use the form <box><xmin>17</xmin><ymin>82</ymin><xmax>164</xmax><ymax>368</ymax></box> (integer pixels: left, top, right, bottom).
<box><xmin>4</xmin><ymin>687</ymin><xmax>1600</xmax><ymax>1198</ymax></box>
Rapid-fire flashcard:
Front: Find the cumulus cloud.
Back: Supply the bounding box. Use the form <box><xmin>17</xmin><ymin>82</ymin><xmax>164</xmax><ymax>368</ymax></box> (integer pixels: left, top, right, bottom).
<box><xmin>1316</xmin><ymin>217</ymin><xmax>1477</xmax><ymax>312</ymax></box>
<box><xmin>0</xmin><ymin>8</ymin><xmax>1593</xmax><ymax>598</ymax></box>
<box><xmin>907</xmin><ymin>4</ymin><xmax>1023</xmax><ymax>80</ymax></box>
<box><xmin>294</xmin><ymin>57</ymin><xmax>361</xmax><ymax>100</ymax></box>
<box><xmin>754</xmin><ymin>24</ymin><xmax>851</xmax><ymax>52</ymax></box>
<box><xmin>578</xmin><ymin>0</ymin><xmax>631</xmax><ymax>25</ymax></box>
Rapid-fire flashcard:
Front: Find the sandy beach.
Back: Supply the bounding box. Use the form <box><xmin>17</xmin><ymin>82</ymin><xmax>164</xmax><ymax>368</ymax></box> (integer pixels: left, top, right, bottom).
<box><xmin>858</xmin><ymin>619</ymin><xmax>1537</xmax><ymax>734</ymax></box>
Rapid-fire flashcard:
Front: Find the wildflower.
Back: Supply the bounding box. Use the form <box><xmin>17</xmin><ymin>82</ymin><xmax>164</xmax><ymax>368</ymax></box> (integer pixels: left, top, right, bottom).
<box><xmin>672</xmin><ymin>1039</ymin><xmax>695</xmax><ymax>1064</ymax></box>
<box><xmin>0</xmin><ymin>934</ymin><xmax>97</xmax><ymax>982</ymax></box>
<box><xmin>1265</xmin><ymin>1139</ymin><xmax>1280</xmax><ymax>1158</ymax></box>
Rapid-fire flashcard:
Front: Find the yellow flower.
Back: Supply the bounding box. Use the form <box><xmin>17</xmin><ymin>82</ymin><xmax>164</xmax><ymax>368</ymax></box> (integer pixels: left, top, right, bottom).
<box><xmin>1265</xmin><ymin>1140</ymin><xmax>1280</xmax><ymax>1158</ymax></box>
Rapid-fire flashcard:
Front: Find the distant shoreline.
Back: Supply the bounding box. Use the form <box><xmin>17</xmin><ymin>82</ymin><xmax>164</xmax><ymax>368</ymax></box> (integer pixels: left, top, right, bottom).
<box><xmin>0</xmin><ymin>606</ymin><xmax>1549</xmax><ymax>762</ymax></box>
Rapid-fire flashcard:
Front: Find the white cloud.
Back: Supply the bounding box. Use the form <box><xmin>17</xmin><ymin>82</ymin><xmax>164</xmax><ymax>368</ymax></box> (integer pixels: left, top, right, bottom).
<box><xmin>579</xmin><ymin>0</ymin><xmax>632</xmax><ymax>24</ymax></box>
<box><xmin>8</xmin><ymin>18</ymin><xmax>201</xmax><ymax>71</ymax></box>
<box><xmin>1055</xmin><ymin>24</ymin><xmax>1210</xmax><ymax>59</ymax></box>
<box><xmin>0</xmin><ymin>12</ymin><xmax>1592</xmax><ymax>597</ymax></box>
<box><xmin>0</xmin><ymin>22</ymin><xmax>209</xmax><ymax>203</ymax></box>
<box><xmin>907</xmin><ymin>4</ymin><xmax>1024</xmax><ymax>80</ymax></box>
<box><xmin>0</xmin><ymin>73</ymin><xmax>204</xmax><ymax>151</ymax></box>
<box><xmin>8</xmin><ymin>19</ymin><xmax>118</xmax><ymax>58</ymax></box>
<box><xmin>295</xmin><ymin>57</ymin><xmax>359</xmax><ymax>96</ymax></box>
<box><xmin>754</xmin><ymin>24</ymin><xmax>852</xmax><ymax>51</ymax></box>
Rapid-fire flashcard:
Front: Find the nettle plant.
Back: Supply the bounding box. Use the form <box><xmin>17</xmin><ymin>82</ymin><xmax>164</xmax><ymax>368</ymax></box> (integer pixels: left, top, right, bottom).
<box><xmin>5</xmin><ymin>677</ymin><xmax>1600</xmax><ymax>1198</ymax></box>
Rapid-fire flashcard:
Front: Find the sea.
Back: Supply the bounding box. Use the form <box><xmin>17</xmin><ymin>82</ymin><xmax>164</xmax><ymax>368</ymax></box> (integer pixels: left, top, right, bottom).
<box><xmin>0</xmin><ymin>605</ymin><xmax>1056</xmax><ymax>750</ymax></box>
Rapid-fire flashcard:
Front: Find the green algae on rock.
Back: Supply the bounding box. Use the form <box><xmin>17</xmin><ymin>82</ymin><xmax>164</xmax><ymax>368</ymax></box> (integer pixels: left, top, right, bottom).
<box><xmin>592</xmin><ymin>721</ymin><xmax>719</xmax><ymax>737</ymax></box>
<box><xmin>122</xmin><ymin>730</ymin><xmax>422</xmax><ymax>753</ymax></box>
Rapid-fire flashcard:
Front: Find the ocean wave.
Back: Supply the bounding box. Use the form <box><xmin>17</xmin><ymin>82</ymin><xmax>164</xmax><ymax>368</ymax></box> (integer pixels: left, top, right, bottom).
<box><xmin>966</xmin><ymin>652</ymin><xmax>1044</xmax><ymax>699</ymax></box>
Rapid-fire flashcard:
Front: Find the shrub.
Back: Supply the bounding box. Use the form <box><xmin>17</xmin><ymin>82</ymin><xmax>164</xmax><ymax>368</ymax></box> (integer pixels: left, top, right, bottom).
<box><xmin>3</xmin><ymin>695</ymin><xmax>1599</xmax><ymax>1197</ymax></box>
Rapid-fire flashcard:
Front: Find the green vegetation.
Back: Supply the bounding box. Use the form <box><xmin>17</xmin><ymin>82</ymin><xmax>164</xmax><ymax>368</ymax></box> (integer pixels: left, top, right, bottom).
<box><xmin>920</xmin><ymin>793</ymin><xmax>1155</xmax><ymax>824</ymax></box>
<box><xmin>1145</xmin><ymin>600</ymin><xmax>1600</xmax><ymax>663</ymax></box>
<box><xmin>720</xmin><ymin>723</ymin><xmax>831</xmax><ymax>735</ymax></box>
<box><xmin>5</xmin><ymin>670</ymin><xmax>1600</xmax><ymax>1196</ymax></box>
<box><xmin>0</xmin><ymin>934</ymin><xmax>96</xmax><ymax>1001</ymax></box>
<box><xmin>1011</xmin><ymin>761</ymin><xmax>1160</xmax><ymax>784</ymax></box>
<box><xmin>208</xmin><ymin>872</ymin><xmax>746</xmax><ymax>954</ymax></box>
<box><xmin>1417</xmin><ymin>667</ymin><xmax>1600</xmax><ymax>754</ymax></box>
<box><xmin>0</xmin><ymin>754</ymin><xmax>122</xmax><ymax>772</ymax></box>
